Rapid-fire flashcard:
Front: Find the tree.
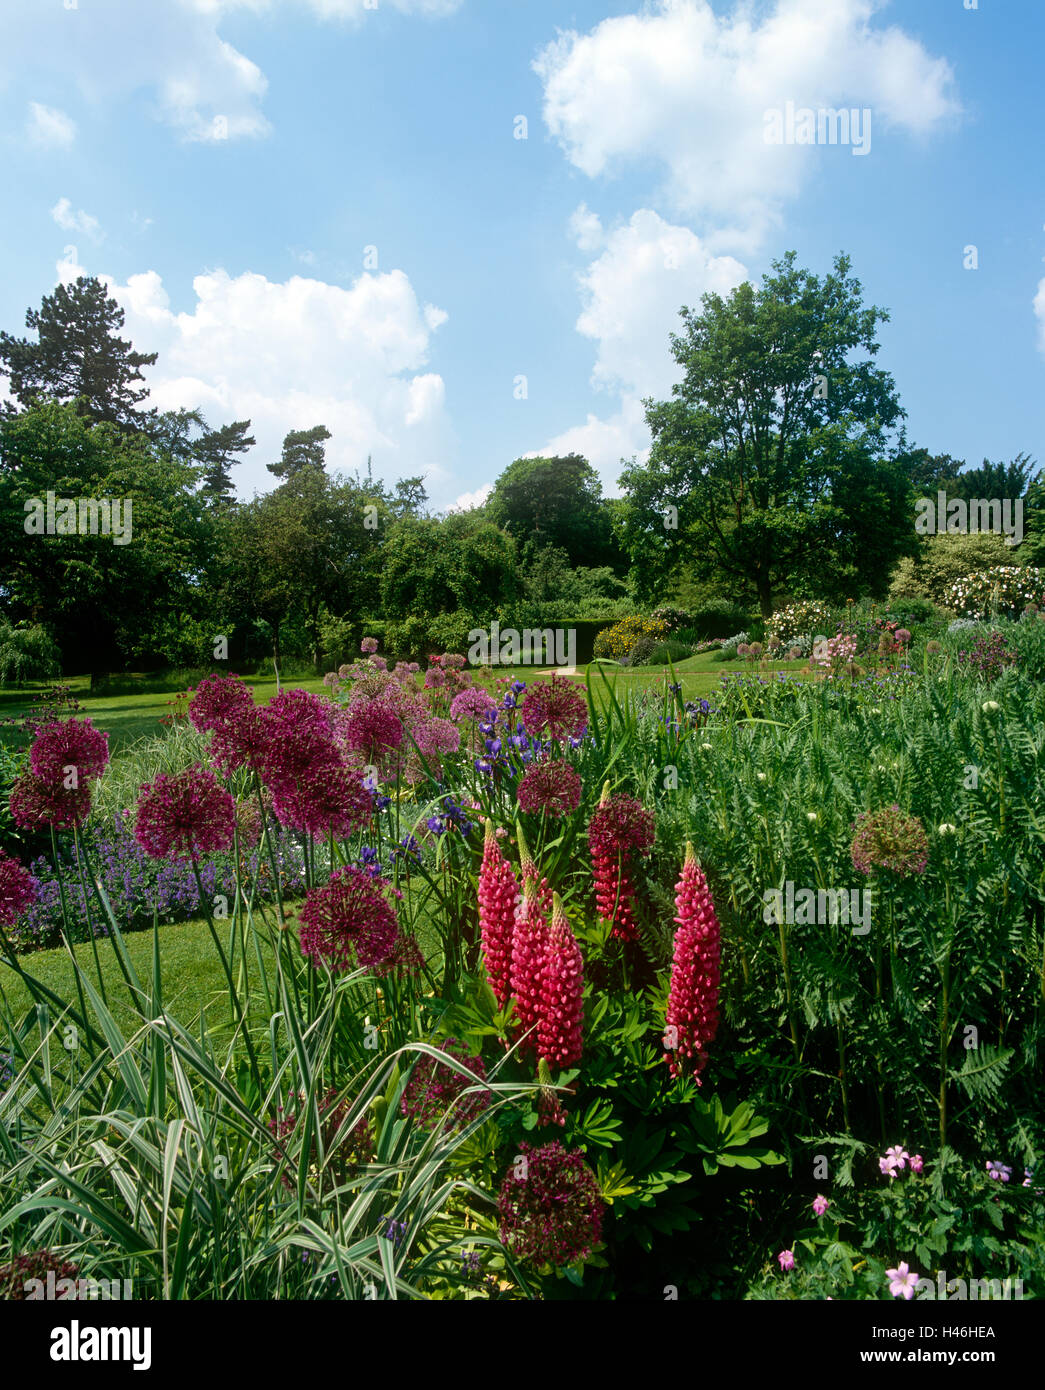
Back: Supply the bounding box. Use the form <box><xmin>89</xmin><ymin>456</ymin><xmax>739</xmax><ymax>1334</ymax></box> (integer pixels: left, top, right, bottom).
<box><xmin>898</xmin><ymin>448</ymin><xmax>965</xmax><ymax>492</ymax></box>
<box><xmin>225</xmin><ymin>469</ymin><xmax>386</xmax><ymax>676</ymax></box>
<box><xmin>198</xmin><ymin>419</ymin><xmax>255</xmax><ymax>500</ymax></box>
<box><xmin>379</xmin><ymin>512</ymin><xmax>517</xmax><ymax>624</ymax></box>
<box><xmin>617</xmin><ymin>252</ymin><xmax>914</xmax><ymax>615</ymax></box>
<box><xmin>390</xmin><ymin>475</ymin><xmax>429</xmax><ymax>518</ymax></box>
<box><xmin>486</xmin><ymin>454</ymin><xmax>622</xmax><ymax>569</ymax></box>
<box><xmin>267</xmin><ymin>425</ymin><xmax>331</xmax><ymax>479</ymax></box>
<box><xmin>0</xmin><ymin>402</ymin><xmax>215</xmax><ymax>676</ymax></box>
<box><xmin>0</xmin><ymin>276</ymin><xmax>158</xmax><ymax>431</ymax></box>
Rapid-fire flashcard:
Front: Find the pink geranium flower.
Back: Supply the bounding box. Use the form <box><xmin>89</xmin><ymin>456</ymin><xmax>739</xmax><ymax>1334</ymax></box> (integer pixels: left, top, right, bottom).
<box><xmin>885</xmin><ymin>1262</ymin><xmax>919</xmax><ymax>1299</ymax></box>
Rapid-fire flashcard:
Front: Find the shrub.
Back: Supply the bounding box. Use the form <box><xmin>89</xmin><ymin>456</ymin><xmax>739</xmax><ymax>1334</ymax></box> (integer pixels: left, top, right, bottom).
<box><xmin>892</xmin><ymin>533</ymin><xmax>1021</xmax><ymax>607</ymax></box>
<box><xmin>715</xmin><ymin>630</ymin><xmax>749</xmax><ymax>660</ymax></box>
<box><xmin>944</xmin><ymin>566</ymin><xmax>1045</xmax><ymax>621</ymax></box>
<box><xmin>643</xmin><ymin>640</ymin><xmax>693</xmax><ymax>666</ymax></box>
<box><xmin>687</xmin><ymin>601</ymin><xmax>752</xmax><ymax>641</ymax></box>
<box><xmin>592</xmin><ymin>616</ymin><xmax>669</xmax><ymax>662</ymax></box>
<box><xmin>650</xmin><ymin>606</ymin><xmax>693</xmax><ymax>634</ymax></box>
<box><xmin>0</xmin><ymin>623</ymin><xmax>61</xmax><ymax>687</ymax></box>
<box><xmin>765</xmin><ymin>600</ymin><xmax>832</xmax><ymax>646</ymax></box>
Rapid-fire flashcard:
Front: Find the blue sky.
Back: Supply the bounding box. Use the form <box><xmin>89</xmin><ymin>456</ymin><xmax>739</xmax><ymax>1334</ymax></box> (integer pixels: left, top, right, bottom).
<box><xmin>1</xmin><ymin>0</ymin><xmax>1042</xmax><ymax>509</ymax></box>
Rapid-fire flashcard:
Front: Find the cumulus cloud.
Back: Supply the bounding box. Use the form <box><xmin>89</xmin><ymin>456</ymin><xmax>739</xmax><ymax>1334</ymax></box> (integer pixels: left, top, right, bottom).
<box><xmin>26</xmin><ymin>101</ymin><xmax>76</xmax><ymax>148</ymax></box>
<box><xmin>4</xmin><ymin>1</ymin><xmax>464</xmax><ymax>144</ymax></box>
<box><xmin>45</xmin><ymin>256</ymin><xmax>454</xmax><ymax>496</ymax></box>
<box><xmin>528</xmin><ymin>210</ymin><xmax>747</xmax><ymax>491</ymax></box>
<box><xmin>51</xmin><ymin>198</ymin><xmax>103</xmax><ymax>241</ymax></box>
<box><xmin>446</xmin><ymin>482</ymin><xmax>493</xmax><ymax>513</ymax></box>
<box><xmin>534</xmin><ymin>0</ymin><xmax>960</xmax><ymax>249</ymax></box>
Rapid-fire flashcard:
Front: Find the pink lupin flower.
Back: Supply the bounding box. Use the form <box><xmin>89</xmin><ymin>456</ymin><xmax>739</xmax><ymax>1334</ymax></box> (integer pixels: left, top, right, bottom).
<box><xmin>537</xmin><ymin>894</ymin><xmax>585</xmax><ymax>1069</ymax></box>
<box><xmin>586</xmin><ymin>783</ymin><xmax>654</xmax><ymax>942</ymax></box>
<box><xmin>510</xmin><ymin>873</ymin><xmax>549</xmax><ymax>1058</ymax></box>
<box><xmin>517</xmin><ymin>823</ymin><xmax>553</xmax><ymax>922</ymax></box>
<box><xmin>664</xmin><ymin>842</ymin><xmax>721</xmax><ymax>1082</ymax></box>
<box><xmin>478</xmin><ymin>819</ymin><xmax>520</xmax><ymax>1009</ymax></box>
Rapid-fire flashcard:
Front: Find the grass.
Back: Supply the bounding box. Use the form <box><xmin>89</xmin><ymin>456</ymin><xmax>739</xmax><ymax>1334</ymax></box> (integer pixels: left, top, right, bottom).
<box><xmin>0</xmin><ymin>915</ymin><xmax>266</xmax><ymax>1040</ymax></box>
<box><xmin>1</xmin><ymin>656</ymin><xmax>814</xmax><ymax>760</ymax></box>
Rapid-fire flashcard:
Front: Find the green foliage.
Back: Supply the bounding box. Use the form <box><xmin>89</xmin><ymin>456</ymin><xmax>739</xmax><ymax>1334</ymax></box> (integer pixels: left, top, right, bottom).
<box><xmin>0</xmin><ymin>622</ymin><xmax>61</xmax><ymax>686</ymax></box>
<box><xmin>616</xmin><ymin>251</ymin><xmax>914</xmax><ymax>613</ymax></box>
<box><xmin>486</xmin><ymin>455</ymin><xmax>621</xmax><ymax>570</ymax></box>
<box><xmin>889</xmin><ymin>532</ymin><xmax>1018</xmax><ymax>607</ymax></box>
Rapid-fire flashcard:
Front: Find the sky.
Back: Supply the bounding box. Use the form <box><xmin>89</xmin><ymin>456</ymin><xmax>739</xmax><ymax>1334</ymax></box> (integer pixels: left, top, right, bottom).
<box><xmin>0</xmin><ymin>0</ymin><xmax>1042</xmax><ymax>511</ymax></box>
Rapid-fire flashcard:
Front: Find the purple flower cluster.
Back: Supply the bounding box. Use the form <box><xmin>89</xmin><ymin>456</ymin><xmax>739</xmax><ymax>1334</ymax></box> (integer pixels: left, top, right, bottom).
<box><xmin>497</xmin><ymin>1141</ymin><xmax>604</xmax><ymax>1268</ymax></box>
<box><xmin>400</xmin><ymin>1038</ymin><xmax>491</xmax><ymax>1130</ymax></box>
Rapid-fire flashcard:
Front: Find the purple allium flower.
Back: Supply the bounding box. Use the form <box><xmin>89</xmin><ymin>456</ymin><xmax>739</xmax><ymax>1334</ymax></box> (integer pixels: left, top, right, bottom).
<box><xmin>187</xmin><ymin>674</ymin><xmax>254</xmax><ymax>735</ymax></box>
<box><xmin>361</xmin><ymin>637</ymin><xmax>380</xmax><ymax>655</ymax></box>
<box><xmin>516</xmin><ymin>760</ymin><xmax>583</xmax><ymax>818</ymax></box>
<box><xmin>812</xmin><ymin>1195</ymin><xmax>830</xmax><ymax>1217</ymax></box>
<box><xmin>268</xmin><ymin>1087</ymin><xmax>374</xmax><ymax>1192</ymax></box>
<box><xmin>895</xmin><ymin>628</ymin><xmax>912</xmax><ymax>646</ymax></box>
<box><xmin>271</xmin><ymin>761</ymin><xmax>373</xmax><ymax>839</ymax></box>
<box><xmin>400</xmin><ymin>1037</ymin><xmax>491</xmax><ymax>1130</ymax></box>
<box><xmin>209</xmin><ymin>702</ymin><xmax>270</xmax><ymax>776</ymax></box>
<box><xmin>297</xmin><ymin>865</ymin><xmax>399</xmax><ymax>972</ymax></box>
<box><xmin>850</xmin><ymin>806</ymin><xmax>928</xmax><ymax>876</ymax></box>
<box><xmin>885</xmin><ymin>1262</ymin><xmax>919</xmax><ymax>1299</ymax></box>
<box><xmin>519</xmin><ymin>676</ymin><xmax>588</xmax><ymax>742</ymax></box>
<box><xmin>134</xmin><ymin>764</ymin><xmax>236</xmax><ymax>863</ymax></box>
<box><xmin>424</xmin><ymin>667</ymin><xmax>447</xmax><ymax>690</ymax></box>
<box><xmin>497</xmin><ymin>1142</ymin><xmax>604</xmax><ymax>1268</ymax></box>
<box><xmin>9</xmin><ymin>769</ymin><xmax>93</xmax><ymax>830</ymax></box>
<box><xmin>341</xmin><ymin>702</ymin><xmax>404</xmax><ymax>758</ymax></box>
<box><xmin>0</xmin><ymin>1250</ymin><xmax>80</xmax><ymax>1300</ymax></box>
<box><xmin>450</xmin><ymin>687</ymin><xmax>499</xmax><ymax>723</ymax></box>
<box><xmin>29</xmin><ymin>716</ymin><xmax>109</xmax><ymax>784</ymax></box>
<box><xmin>777</xmin><ymin>1249</ymin><xmax>795</xmax><ymax>1272</ymax></box>
<box><xmin>259</xmin><ymin>689</ymin><xmax>340</xmax><ymax>793</ymax></box>
<box><xmin>0</xmin><ymin>852</ymin><xmax>37</xmax><ymax>926</ymax></box>
<box><xmin>411</xmin><ymin>718</ymin><xmax>461</xmax><ymax>756</ymax></box>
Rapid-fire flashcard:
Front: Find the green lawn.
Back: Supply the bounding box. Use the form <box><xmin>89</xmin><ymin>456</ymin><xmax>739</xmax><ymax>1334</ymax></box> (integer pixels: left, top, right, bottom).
<box><xmin>1</xmin><ymin>656</ymin><xmax>811</xmax><ymax>760</ymax></box>
<box><xmin>0</xmin><ymin>915</ymin><xmax>274</xmax><ymax>1041</ymax></box>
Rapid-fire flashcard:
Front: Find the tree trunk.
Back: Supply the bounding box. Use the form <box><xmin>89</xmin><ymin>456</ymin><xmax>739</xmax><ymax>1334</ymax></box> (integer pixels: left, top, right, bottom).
<box><xmin>756</xmin><ymin>575</ymin><xmax>773</xmax><ymax>618</ymax></box>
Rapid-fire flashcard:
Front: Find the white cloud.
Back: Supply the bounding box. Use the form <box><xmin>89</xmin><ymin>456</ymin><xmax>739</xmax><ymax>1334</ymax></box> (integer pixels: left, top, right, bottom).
<box><xmin>446</xmin><ymin>482</ymin><xmax>493</xmax><ymax>513</ymax></box>
<box><xmin>43</xmin><ymin>259</ymin><xmax>455</xmax><ymax>496</ymax></box>
<box><xmin>51</xmin><ymin>197</ymin><xmax>103</xmax><ymax>241</ymax></box>
<box><xmin>569</xmin><ymin>203</ymin><xmax>604</xmax><ymax>254</ymax></box>
<box><xmin>26</xmin><ymin>101</ymin><xmax>76</xmax><ymax>148</ymax></box>
<box><xmin>1035</xmin><ymin>278</ymin><xmax>1045</xmax><ymax>355</ymax></box>
<box><xmin>534</xmin><ymin>0</ymin><xmax>960</xmax><ymax>249</ymax></box>
<box><xmin>528</xmin><ymin>210</ymin><xmax>747</xmax><ymax>492</ymax></box>
<box><xmin>4</xmin><ymin>1</ymin><xmax>463</xmax><ymax>144</ymax></box>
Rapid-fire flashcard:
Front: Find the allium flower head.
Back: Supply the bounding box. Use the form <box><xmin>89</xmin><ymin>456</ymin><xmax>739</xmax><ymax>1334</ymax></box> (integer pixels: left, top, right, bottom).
<box><xmin>9</xmin><ymin>769</ymin><xmax>92</xmax><ymax>830</ymax></box>
<box><xmin>134</xmin><ymin>764</ymin><xmax>236</xmax><ymax>862</ymax></box>
<box><xmin>479</xmin><ymin>819</ymin><xmax>519</xmax><ymax>1008</ymax></box>
<box><xmin>268</xmin><ymin>1087</ymin><xmax>374</xmax><ymax>1192</ymax></box>
<box><xmin>411</xmin><ymin>718</ymin><xmax>461</xmax><ymax>756</ymax></box>
<box><xmin>260</xmin><ymin>689</ymin><xmax>340</xmax><ymax>793</ymax></box>
<box><xmin>210</xmin><ymin>702</ymin><xmax>270</xmax><ymax>775</ymax></box>
<box><xmin>519</xmin><ymin>675</ymin><xmax>588</xmax><ymax>742</ymax></box>
<box><xmin>516</xmin><ymin>760</ymin><xmax>582</xmax><ymax>818</ymax></box>
<box><xmin>850</xmin><ymin>805</ymin><xmax>928</xmax><ymax>876</ymax></box>
<box><xmin>187</xmin><ymin>674</ymin><xmax>254</xmax><ymax>734</ymax></box>
<box><xmin>361</xmin><ymin>637</ymin><xmax>380</xmax><ymax>654</ymax></box>
<box><xmin>297</xmin><ymin>865</ymin><xmax>399</xmax><ymax>972</ymax></box>
<box><xmin>450</xmin><ymin>687</ymin><xmax>498</xmax><ymax>723</ymax></box>
<box><xmin>29</xmin><ymin>717</ymin><xmax>109</xmax><ymax>784</ymax></box>
<box><xmin>271</xmin><ymin>761</ymin><xmax>373</xmax><ymax>839</ymax></box>
<box><xmin>0</xmin><ymin>1251</ymin><xmax>80</xmax><ymax>1301</ymax></box>
<box><xmin>664</xmin><ymin>843</ymin><xmax>721</xmax><ymax>1082</ymax></box>
<box><xmin>537</xmin><ymin>895</ymin><xmax>584</xmax><ymax>1069</ymax></box>
<box><xmin>341</xmin><ymin>701</ymin><xmax>404</xmax><ymax>758</ymax></box>
<box><xmin>497</xmin><ymin>1142</ymin><xmax>604</xmax><ymax>1268</ymax></box>
<box><xmin>400</xmin><ymin>1038</ymin><xmax>491</xmax><ymax>1130</ymax></box>
<box><xmin>0</xmin><ymin>852</ymin><xmax>37</xmax><ymax>926</ymax></box>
